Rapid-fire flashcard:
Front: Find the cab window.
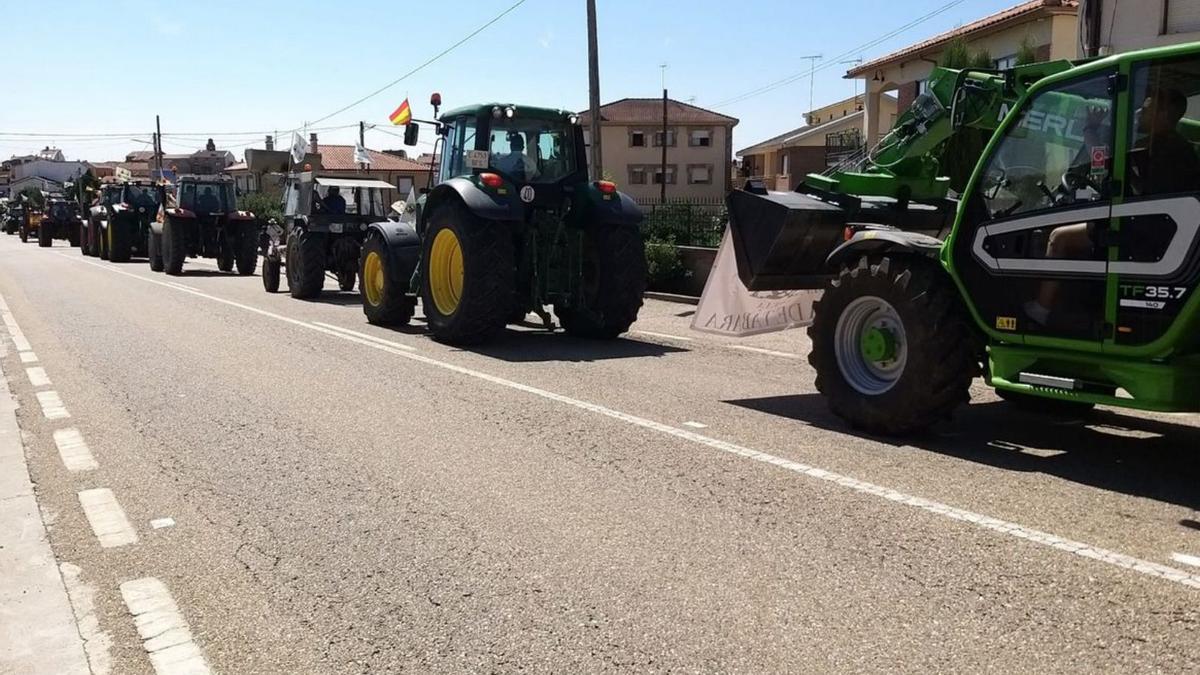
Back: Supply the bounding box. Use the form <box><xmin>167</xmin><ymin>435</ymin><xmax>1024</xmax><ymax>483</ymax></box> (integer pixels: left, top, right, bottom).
<box><xmin>443</xmin><ymin>116</ymin><xmax>478</xmax><ymax>180</ymax></box>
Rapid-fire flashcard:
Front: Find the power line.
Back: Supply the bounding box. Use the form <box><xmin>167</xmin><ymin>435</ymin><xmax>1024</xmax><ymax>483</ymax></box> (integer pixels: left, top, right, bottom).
<box><xmin>711</xmin><ymin>0</ymin><xmax>968</xmax><ymax>108</ymax></box>
<box><xmin>303</xmin><ymin>0</ymin><xmax>530</xmax><ymax>128</ymax></box>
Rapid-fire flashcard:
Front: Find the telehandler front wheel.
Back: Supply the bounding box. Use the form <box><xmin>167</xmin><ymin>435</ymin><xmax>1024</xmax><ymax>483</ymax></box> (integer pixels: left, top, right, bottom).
<box><xmin>556</xmin><ymin>225</ymin><xmax>647</xmax><ymax>339</ymax></box>
<box><xmin>808</xmin><ymin>255</ymin><xmax>980</xmax><ymax>435</ymax></box>
<box><xmin>420</xmin><ymin>202</ymin><xmax>514</xmax><ymax>345</ymax></box>
<box><xmin>359</xmin><ymin>235</ymin><xmax>414</xmax><ymax>325</ymax></box>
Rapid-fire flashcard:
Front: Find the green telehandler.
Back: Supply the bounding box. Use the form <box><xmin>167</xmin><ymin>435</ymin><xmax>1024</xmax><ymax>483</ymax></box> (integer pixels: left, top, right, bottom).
<box><xmin>727</xmin><ymin>42</ymin><xmax>1200</xmax><ymax>434</ymax></box>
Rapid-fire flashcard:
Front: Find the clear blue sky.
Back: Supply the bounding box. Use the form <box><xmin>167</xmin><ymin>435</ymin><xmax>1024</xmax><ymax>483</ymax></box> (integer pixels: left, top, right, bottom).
<box><xmin>1</xmin><ymin>0</ymin><xmax>1022</xmax><ymax>162</ymax></box>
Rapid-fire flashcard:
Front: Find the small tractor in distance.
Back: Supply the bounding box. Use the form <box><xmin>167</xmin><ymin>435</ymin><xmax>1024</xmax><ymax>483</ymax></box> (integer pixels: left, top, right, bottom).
<box><xmin>360</xmin><ymin>100</ymin><xmax>646</xmax><ymax>344</ymax></box>
<box><xmin>726</xmin><ymin>41</ymin><xmax>1200</xmax><ymax>434</ymax></box>
<box><xmin>263</xmin><ymin>173</ymin><xmax>397</xmax><ymax>298</ymax></box>
<box><xmin>38</xmin><ymin>194</ymin><xmax>82</xmax><ymax>248</ymax></box>
<box><xmin>153</xmin><ymin>175</ymin><xmax>257</xmax><ymax>276</ymax></box>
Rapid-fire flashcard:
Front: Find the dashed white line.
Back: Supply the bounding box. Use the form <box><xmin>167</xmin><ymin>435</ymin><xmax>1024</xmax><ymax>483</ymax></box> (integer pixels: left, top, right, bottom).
<box><xmin>60</xmin><ymin>251</ymin><xmax>1200</xmax><ymax>590</ymax></box>
<box><xmin>53</xmin><ymin>428</ymin><xmax>98</xmax><ymax>472</ymax></box>
<box><xmin>36</xmin><ymin>390</ymin><xmax>71</xmax><ymax>419</ymax></box>
<box><xmin>26</xmin><ymin>366</ymin><xmax>51</xmax><ymax>388</ymax></box>
<box><xmin>120</xmin><ymin>578</ymin><xmax>211</xmax><ymax>675</ymax></box>
<box><xmin>77</xmin><ymin>489</ymin><xmax>138</xmax><ymax>548</ymax></box>
<box><xmin>9</xmin><ymin>329</ymin><xmax>32</xmax><ymax>353</ymax></box>
<box><xmin>683</xmin><ymin>421</ymin><xmax>708</xmax><ymax>429</ymax></box>
<box><xmin>19</xmin><ymin>350</ymin><xmax>38</xmax><ymax>363</ymax></box>
<box><xmin>726</xmin><ymin>344</ymin><xmax>802</xmax><ymax>359</ymax></box>
<box><xmin>311</xmin><ymin>321</ymin><xmax>417</xmax><ymax>351</ymax></box>
<box><xmin>635</xmin><ymin>330</ymin><xmax>694</xmax><ymax>342</ymax></box>
<box><xmin>165</xmin><ymin>281</ymin><xmax>201</xmax><ymax>292</ymax></box>
<box><xmin>150</xmin><ymin>518</ymin><xmax>176</xmax><ymax>530</ymax></box>
<box><xmin>1172</xmin><ymin>552</ymin><xmax>1200</xmax><ymax>569</ymax></box>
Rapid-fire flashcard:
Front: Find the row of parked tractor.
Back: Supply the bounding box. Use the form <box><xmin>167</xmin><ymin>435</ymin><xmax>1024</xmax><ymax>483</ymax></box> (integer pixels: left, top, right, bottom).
<box><xmin>3</xmin><ymin>99</ymin><xmax>649</xmax><ymax>349</ymax></box>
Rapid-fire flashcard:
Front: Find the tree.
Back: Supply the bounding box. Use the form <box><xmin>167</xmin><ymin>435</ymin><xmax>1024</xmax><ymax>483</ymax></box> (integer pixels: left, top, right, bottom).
<box><xmin>17</xmin><ymin>187</ymin><xmax>45</xmax><ymax>210</ymax></box>
<box><xmin>1016</xmin><ymin>35</ymin><xmax>1039</xmax><ymax>66</ymax></box>
<box><xmin>937</xmin><ymin>38</ymin><xmax>994</xmax><ymax>193</ymax></box>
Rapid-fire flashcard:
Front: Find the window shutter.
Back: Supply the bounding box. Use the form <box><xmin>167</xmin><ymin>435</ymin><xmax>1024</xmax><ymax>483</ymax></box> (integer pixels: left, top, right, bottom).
<box><xmin>1167</xmin><ymin>2</ymin><xmax>1200</xmax><ymax>33</ymax></box>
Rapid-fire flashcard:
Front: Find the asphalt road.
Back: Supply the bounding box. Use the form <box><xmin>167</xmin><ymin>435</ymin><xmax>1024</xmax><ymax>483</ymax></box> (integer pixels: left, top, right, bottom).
<box><xmin>2</xmin><ymin>233</ymin><xmax>1199</xmax><ymax>673</ymax></box>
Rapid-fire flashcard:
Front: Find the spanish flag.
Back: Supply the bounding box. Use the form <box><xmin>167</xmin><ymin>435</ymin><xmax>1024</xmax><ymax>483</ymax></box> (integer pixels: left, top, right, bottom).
<box><xmin>389</xmin><ymin>99</ymin><xmax>412</xmax><ymax>126</ymax></box>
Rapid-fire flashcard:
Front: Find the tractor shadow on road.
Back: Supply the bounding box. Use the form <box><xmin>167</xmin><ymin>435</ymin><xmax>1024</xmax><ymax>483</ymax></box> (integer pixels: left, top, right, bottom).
<box><xmin>293</xmin><ymin>291</ymin><xmax>365</xmax><ymax>307</ymax></box>
<box><xmin>724</xmin><ymin>393</ymin><xmax>1200</xmax><ymax>511</ymax></box>
<box><xmin>461</xmin><ymin>330</ymin><xmax>689</xmax><ymax>363</ymax></box>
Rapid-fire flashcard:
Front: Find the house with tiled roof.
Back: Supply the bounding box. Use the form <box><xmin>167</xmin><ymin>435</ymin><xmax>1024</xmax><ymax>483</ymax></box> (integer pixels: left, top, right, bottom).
<box><xmin>847</xmin><ymin>0</ymin><xmax>1079</xmax><ymax>145</ymax></box>
<box><xmin>233</xmin><ymin>136</ymin><xmax>432</xmax><ymax>199</ymax></box>
<box><xmin>577</xmin><ymin>98</ymin><xmax>739</xmax><ymax>201</ymax></box>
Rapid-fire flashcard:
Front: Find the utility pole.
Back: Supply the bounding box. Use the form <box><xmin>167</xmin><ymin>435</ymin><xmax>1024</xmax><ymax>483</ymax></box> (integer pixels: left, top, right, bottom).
<box><xmin>154</xmin><ymin>115</ymin><xmax>163</xmax><ymax>180</ymax></box>
<box><xmin>586</xmin><ymin>0</ymin><xmax>603</xmax><ymax>181</ymax></box>
<box><xmin>661</xmin><ymin>83</ymin><xmax>668</xmax><ymax>202</ymax></box>
<box><xmin>359</xmin><ymin>120</ymin><xmax>367</xmax><ymax>172</ymax></box>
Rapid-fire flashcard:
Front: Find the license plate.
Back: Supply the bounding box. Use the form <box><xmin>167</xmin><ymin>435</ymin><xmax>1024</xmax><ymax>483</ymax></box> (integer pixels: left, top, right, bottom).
<box><xmin>329</xmin><ymin>222</ymin><xmax>343</xmax><ymax>233</ymax></box>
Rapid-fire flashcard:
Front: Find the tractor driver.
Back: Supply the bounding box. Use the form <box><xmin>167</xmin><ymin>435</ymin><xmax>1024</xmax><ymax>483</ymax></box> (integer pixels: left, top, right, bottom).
<box><xmin>322</xmin><ymin>186</ymin><xmax>347</xmax><ymax>214</ymax></box>
<box><xmin>1026</xmin><ymin>87</ymin><xmax>1200</xmax><ymax>325</ymax></box>
<box><xmin>494</xmin><ymin>133</ymin><xmax>538</xmax><ymax>181</ymax></box>
<box><xmin>196</xmin><ymin>186</ymin><xmax>221</xmax><ymax>214</ymax></box>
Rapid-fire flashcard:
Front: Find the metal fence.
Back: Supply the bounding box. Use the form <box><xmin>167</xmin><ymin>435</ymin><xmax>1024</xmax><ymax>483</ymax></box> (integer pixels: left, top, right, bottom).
<box><xmin>636</xmin><ymin>197</ymin><xmax>727</xmax><ymax>248</ymax></box>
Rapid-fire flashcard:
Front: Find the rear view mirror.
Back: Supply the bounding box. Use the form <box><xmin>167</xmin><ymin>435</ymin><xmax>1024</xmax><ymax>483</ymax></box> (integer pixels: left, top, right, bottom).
<box><xmin>404</xmin><ymin>123</ymin><xmax>419</xmax><ymax>147</ymax></box>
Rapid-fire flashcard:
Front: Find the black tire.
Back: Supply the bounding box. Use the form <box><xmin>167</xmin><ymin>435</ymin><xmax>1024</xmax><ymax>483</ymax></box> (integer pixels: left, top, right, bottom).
<box><xmin>19</xmin><ymin>221</ymin><xmax>28</xmax><ymax>243</ymax></box>
<box><xmin>337</xmin><ymin>268</ymin><xmax>356</xmax><ymax>292</ymax></box>
<box><xmin>287</xmin><ymin>230</ymin><xmax>325</xmax><ymax>299</ymax></box>
<box><xmin>359</xmin><ymin>234</ymin><xmax>415</xmax><ymax>325</ymax></box>
<box><xmin>262</xmin><ymin>256</ymin><xmax>281</xmax><ymax>293</ymax></box>
<box><xmin>163</xmin><ymin>218</ymin><xmax>186</xmax><ymax>275</ymax></box>
<box><xmin>98</xmin><ymin>222</ymin><xmax>110</xmax><ymax>260</ymax></box>
<box><xmin>808</xmin><ymin>255</ymin><xmax>981</xmax><ymax>435</ymax></box>
<box><xmin>38</xmin><ymin>223</ymin><xmax>52</xmax><ymax>248</ymax></box>
<box><xmin>235</xmin><ymin>224</ymin><xmax>258</xmax><ymax>276</ymax></box>
<box><xmin>420</xmin><ymin>201</ymin><xmax>514</xmax><ymax>345</ymax></box>
<box><xmin>108</xmin><ymin>220</ymin><xmax>132</xmax><ymax>262</ymax></box>
<box><xmin>148</xmin><ymin>231</ymin><xmax>164</xmax><ymax>272</ymax></box>
<box><xmin>995</xmin><ymin>389</ymin><xmax>1095</xmax><ymax>416</ymax></box>
<box><xmin>84</xmin><ymin>220</ymin><xmax>98</xmax><ymax>256</ymax></box>
<box><xmin>69</xmin><ymin>223</ymin><xmax>81</xmax><ymax>248</ymax></box>
<box><xmin>556</xmin><ymin>226</ymin><xmax>647</xmax><ymax>339</ymax></box>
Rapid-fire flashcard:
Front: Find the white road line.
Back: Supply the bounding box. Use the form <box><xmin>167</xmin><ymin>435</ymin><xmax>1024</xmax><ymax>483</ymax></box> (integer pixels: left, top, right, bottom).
<box><xmin>634</xmin><ymin>330</ymin><xmax>694</xmax><ymax>342</ymax></box>
<box><xmin>19</xmin><ymin>350</ymin><xmax>38</xmax><ymax>363</ymax></box>
<box><xmin>683</xmin><ymin>421</ymin><xmax>708</xmax><ymax>429</ymax></box>
<box><xmin>311</xmin><ymin>321</ymin><xmax>417</xmax><ymax>351</ymax></box>
<box><xmin>150</xmin><ymin>517</ymin><xmax>175</xmax><ymax>530</ymax></box>
<box><xmin>77</xmin><ymin>489</ymin><xmax>137</xmax><ymax>548</ymax></box>
<box><xmin>53</xmin><ymin>428</ymin><xmax>98</xmax><ymax>472</ymax></box>
<box><xmin>726</xmin><ymin>344</ymin><xmax>802</xmax><ymax>359</ymax></box>
<box><xmin>165</xmin><ymin>281</ymin><xmax>201</xmax><ymax>292</ymax></box>
<box><xmin>119</xmin><ymin>578</ymin><xmax>211</xmax><ymax>675</ymax></box>
<box><xmin>1172</xmin><ymin>552</ymin><xmax>1200</xmax><ymax>569</ymax></box>
<box><xmin>60</xmin><ymin>252</ymin><xmax>1200</xmax><ymax>591</ymax></box>
<box><xmin>26</xmin><ymin>366</ymin><xmax>51</xmax><ymax>388</ymax></box>
<box><xmin>36</xmin><ymin>390</ymin><xmax>71</xmax><ymax>419</ymax></box>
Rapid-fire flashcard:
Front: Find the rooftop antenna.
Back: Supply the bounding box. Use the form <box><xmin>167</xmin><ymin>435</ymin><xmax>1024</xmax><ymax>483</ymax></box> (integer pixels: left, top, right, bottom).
<box><xmin>839</xmin><ymin>58</ymin><xmax>864</xmax><ymax>104</ymax></box>
<box><xmin>798</xmin><ymin>54</ymin><xmax>822</xmax><ymax>114</ymax></box>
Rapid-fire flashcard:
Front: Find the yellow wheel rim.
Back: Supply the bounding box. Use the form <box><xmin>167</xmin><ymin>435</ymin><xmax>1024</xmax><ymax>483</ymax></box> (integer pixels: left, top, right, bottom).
<box><xmin>429</xmin><ymin>227</ymin><xmax>464</xmax><ymax>316</ymax></box>
<box><xmin>107</xmin><ymin>223</ymin><xmax>114</xmax><ymax>251</ymax></box>
<box><xmin>363</xmin><ymin>251</ymin><xmax>385</xmax><ymax>307</ymax></box>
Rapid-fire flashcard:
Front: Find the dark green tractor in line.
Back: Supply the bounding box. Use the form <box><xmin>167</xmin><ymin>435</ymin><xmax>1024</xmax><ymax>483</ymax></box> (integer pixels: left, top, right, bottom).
<box><xmin>360</xmin><ymin>101</ymin><xmax>647</xmax><ymax>344</ymax></box>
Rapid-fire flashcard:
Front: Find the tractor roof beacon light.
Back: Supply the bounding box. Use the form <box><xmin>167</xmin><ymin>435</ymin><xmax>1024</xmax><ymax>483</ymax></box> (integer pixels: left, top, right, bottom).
<box><xmin>430</xmin><ymin>92</ymin><xmax>442</xmax><ymax>118</ymax></box>
<box><xmin>568</xmin><ymin>114</ymin><xmax>580</xmax><ymax>125</ymax></box>
<box><xmin>505</xmin><ymin>106</ymin><xmax>516</xmax><ymax>119</ymax></box>
<box><xmin>492</xmin><ymin>106</ymin><xmax>503</xmax><ymax>119</ymax></box>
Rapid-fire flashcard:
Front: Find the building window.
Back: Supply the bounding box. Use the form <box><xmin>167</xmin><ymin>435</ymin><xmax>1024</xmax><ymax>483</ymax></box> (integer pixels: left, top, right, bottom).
<box><xmin>1166</xmin><ymin>2</ymin><xmax>1200</xmax><ymax>34</ymax></box>
<box><xmin>652</xmin><ymin>165</ymin><xmax>676</xmax><ymax>184</ymax></box>
<box><xmin>396</xmin><ymin>176</ymin><xmax>414</xmax><ymax>196</ymax></box>
<box><xmin>630</xmin><ymin>130</ymin><xmax>646</xmax><ymax>147</ymax></box>
<box><xmin>629</xmin><ymin>166</ymin><xmax>647</xmax><ymax>184</ymax></box>
<box><xmin>652</xmin><ymin>130</ymin><xmax>676</xmax><ymax>147</ymax></box>
<box><xmin>687</xmin><ymin>164</ymin><xmax>712</xmax><ymax>184</ymax></box>
<box><xmin>689</xmin><ymin>129</ymin><xmax>712</xmax><ymax>147</ymax></box>
<box><xmin>994</xmin><ymin>54</ymin><xmax>1018</xmax><ymax>70</ymax></box>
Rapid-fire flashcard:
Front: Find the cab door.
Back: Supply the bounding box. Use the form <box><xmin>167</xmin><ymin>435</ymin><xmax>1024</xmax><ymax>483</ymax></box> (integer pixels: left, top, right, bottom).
<box><xmin>1108</xmin><ymin>53</ymin><xmax>1200</xmax><ymax>350</ymax></box>
<box><xmin>952</xmin><ymin>67</ymin><xmax>1119</xmax><ymax>345</ymax></box>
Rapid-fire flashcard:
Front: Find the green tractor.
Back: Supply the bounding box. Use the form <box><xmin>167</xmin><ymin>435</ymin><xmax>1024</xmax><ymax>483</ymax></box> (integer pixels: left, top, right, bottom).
<box><xmin>727</xmin><ymin>42</ymin><xmax>1200</xmax><ymax>434</ymax></box>
<box><xmin>359</xmin><ymin>100</ymin><xmax>646</xmax><ymax>344</ymax></box>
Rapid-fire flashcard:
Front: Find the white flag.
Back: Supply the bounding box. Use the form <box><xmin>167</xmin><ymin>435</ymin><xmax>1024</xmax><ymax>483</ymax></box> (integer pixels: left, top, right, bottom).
<box><xmin>691</xmin><ymin>229</ymin><xmax>821</xmax><ymax>337</ymax></box>
<box><xmin>353</xmin><ymin>141</ymin><xmax>372</xmax><ymax>166</ymax></box>
<box><xmin>291</xmin><ymin>132</ymin><xmax>308</xmax><ymax>165</ymax></box>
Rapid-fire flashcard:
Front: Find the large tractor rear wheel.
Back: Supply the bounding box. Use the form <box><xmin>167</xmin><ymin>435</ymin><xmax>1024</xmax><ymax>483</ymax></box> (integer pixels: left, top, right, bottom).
<box><xmin>108</xmin><ymin>220</ymin><xmax>132</xmax><ymax>262</ymax></box>
<box><xmin>162</xmin><ymin>218</ymin><xmax>186</xmax><ymax>275</ymax></box>
<box><xmin>148</xmin><ymin>231</ymin><xmax>164</xmax><ymax>272</ymax></box>
<box><xmin>287</xmin><ymin>230</ymin><xmax>325</xmax><ymax>299</ymax></box>
<box><xmin>359</xmin><ymin>235</ymin><xmax>415</xmax><ymax>325</ymax></box>
<box><xmin>556</xmin><ymin>226</ymin><xmax>647</xmax><ymax>339</ymax></box>
<box><xmin>37</xmin><ymin>222</ymin><xmax>52</xmax><ymax>248</ymax></box>
<box><xmin>420</xmin><ymin>202</ymin><xmax>514</xmax><ymax>345</ymax></box>
<box><xmin>808</xmin><ymin>255</ymin><xmax>980</xmax><ymax>435</ymax></box>
<box><xmin>235</xmin><ymin>224</ymin><xmax>258</xmax><ymax>276</ymax></box>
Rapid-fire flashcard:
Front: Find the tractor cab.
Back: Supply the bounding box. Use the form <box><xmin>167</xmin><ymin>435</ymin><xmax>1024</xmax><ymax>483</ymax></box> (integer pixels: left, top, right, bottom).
<box><xmin>176</xmin><ymin>177</ymin><xmax>236</xmax><ymax>216</ymax></box>
<box><xmin>283</xmin><ymin>173</ymin><xmax>395</xmax><ymax>228</ymax></box>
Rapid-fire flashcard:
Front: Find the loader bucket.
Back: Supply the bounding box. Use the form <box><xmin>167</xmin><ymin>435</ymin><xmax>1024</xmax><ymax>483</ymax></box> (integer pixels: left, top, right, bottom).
<box><xmin>726</xmin><ymin>187</ymin><xmax>847</xmax><ymax>291</ymax></box>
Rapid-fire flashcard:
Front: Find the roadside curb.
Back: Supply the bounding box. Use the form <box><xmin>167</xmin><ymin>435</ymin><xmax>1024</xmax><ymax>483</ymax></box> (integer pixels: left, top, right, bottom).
<box><xmin>0</xmin><ymin>316</ymin><xmax>90</xmax><ymax>674</ymax></box>
<box><xmin>644</xmin><ymin>291</ymin><xmax>699</xmax><ymax>306</ymax></box>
